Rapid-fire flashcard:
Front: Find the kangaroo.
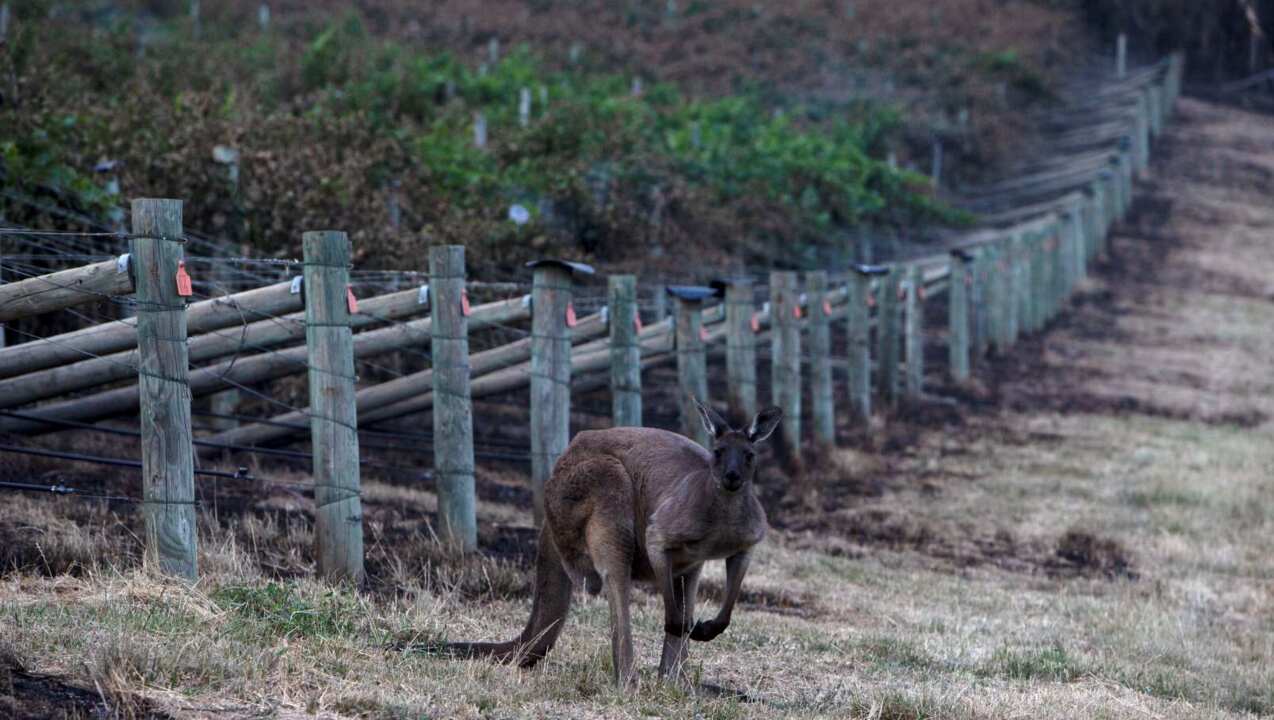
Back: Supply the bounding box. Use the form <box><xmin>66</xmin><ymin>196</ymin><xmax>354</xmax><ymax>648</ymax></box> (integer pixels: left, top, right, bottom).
<box><xmin>446</xmin><ymin>399</ymin><xmax>782</xmax><ymax>685</ymax></box>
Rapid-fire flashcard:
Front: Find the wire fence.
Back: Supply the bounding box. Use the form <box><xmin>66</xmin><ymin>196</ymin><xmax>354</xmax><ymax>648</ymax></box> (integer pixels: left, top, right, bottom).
<box><xmin>0</xmin><ymin>51</ymin><xmax>1180</xmax><ymax>580</ymax></box>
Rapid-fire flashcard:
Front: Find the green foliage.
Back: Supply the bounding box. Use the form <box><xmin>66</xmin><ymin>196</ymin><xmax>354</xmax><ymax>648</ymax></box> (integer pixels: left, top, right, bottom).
<box><xmin>1</xmin><ymin>8</ymin><xmax>969</xmax><ymax>269</ymax></box>
<box><xmin>213</xmin><ymin>583</ymin><xmax>362</xmax><ymax>639</ymax></box>
<box><xmin>0</xmin><ymin>118</ymin><xmax>116</xmax><ymax>215</ymax></box>
<box><xmin>981</xmin><ymin>642</ymin><xmax>1086</xmax><ymax>682</ymax></box>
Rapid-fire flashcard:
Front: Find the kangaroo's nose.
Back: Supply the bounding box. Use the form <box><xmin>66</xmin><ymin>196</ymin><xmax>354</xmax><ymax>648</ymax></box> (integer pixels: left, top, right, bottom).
<box><xmin>725</xmin><ymin>471</ymin><xmax>741</xmax><ymax>484</ymax></box>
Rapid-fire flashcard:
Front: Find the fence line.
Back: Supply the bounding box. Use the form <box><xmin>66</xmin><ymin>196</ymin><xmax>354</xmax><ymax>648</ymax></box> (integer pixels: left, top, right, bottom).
<box><xmin>0</xmin><ymin>52</ymin><xmax>1182</xmax><ymax>581</ymax></box>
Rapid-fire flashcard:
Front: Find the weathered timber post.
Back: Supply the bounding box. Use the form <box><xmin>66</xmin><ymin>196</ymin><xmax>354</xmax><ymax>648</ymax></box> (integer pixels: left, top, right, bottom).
<box><xmin>948</xmin><ymin>250</ymin><xmax>971</xmax><ymax>382</ymax></box>
<box><xmin>1050</xmin><ymin>224</ymin><xmax>1064</xmax><ymax>319</ymax></box>
<box><xmin>303</xmin><ymin>231</ymin><xmax>363</xmax><ymax>583</ymax></box>
<box><xmin>1117</xmin><ymin>151</ymin><xmax>1133</xmax><ymax>220</ymax></box>
<box><xmin>1027</xmin><ymin>232</ymin><xmax>1043</xmax><ymax>332</ymax></box>
<box><xmin>430</xmin><ymin>245</ymin><xmax>476</xmax><ymax>551</ymax></box>
<box><xmin>650</xmin><ymin>283</ymin><xmax>668</xmax><ymax>323</ymax></box>
<box><xmin>971</xmin><ymin>249</ymin><xmax>990</xmax><ymax>358</ymax></box>
<box><xmin>807</xmin><ymin>271</ymin><xmax>834</xmax><ymax>446</ymax></box>
<box><xmin>131</xmin><ymin>198</ymin><xmax>197</xmax><ymax>581</ymax></box>
<box><xmin>846</xmin><ymin>266</ymin><xmax>878</xmax><ymax>423</ymax></box>
<box><xmin>876</xmin><ymin>266</ymin><xmax>901</xmax><ymax>409</ymax></box>
<box><xmin>991</xmin><ymin>240</ymin><xmax>1012</xmax><ymax>354</ymax></box>
<box><xmin>1097</xmin><ymin>172</ymin><xmax>1113</xmax><ymax>240</ymax></box>
<box><xmin>1020</xmin><ymin>232</ymin><xmax>1037</xmax><ymax>336</ymax></box>
<box><xmin>209</xmin><ymin>145</ymin><xmax>242</xmax><ymax>430</ymax></box>
<box><xmin>1116</xmin><ymin>33</ymin><xmax>1127</xmax><ymax>78</ymax></box>
<box><xmin>0</xmin><ymin>232</ymin><xmax>5</xmax><ymax>350</ymax></box>
<box><xmin>770</xmin><ymin>271</ymin><xmax>802</xmax><ymax>448</ymax></box>
<box><xmin>1005</xmin><ymin>234</ymin><xmax>1022</xmax><ymax>347</ymax></box>
<box><xmin>529</xmin><ymin>259</ymin><xmax>589</xmax><ymax>527</ymax></box>
<box><xmin>1061</xmin><ymin>208</ymin><xmax>1078</xmax><ymax>299</ymax></box>
<box><xmin>724</xmin><ymin>278</ymin><xmax>757</xmax><ymax>422</ymax></box>
<box><xmin>672</xmin><ymin>287</ymin><xmax>710</xmax><ymax>447</ymax></box>
<box><xmin>1168</xmin><ymin>52</ymin><xmax>1185</xmax><ymax>111</ymax></box>
<box><xmin>903</xmin><ymin>265</ymin><xmax>924</xmax><ymax>400</ymax></box>
<box><xmin>1083</xmin><ymin>183</ymin><xmax>1101</xmax><ymax>271</ymax></box>
<box><xmin>1148</xmin><ymin>83</ymin><xmax>1164</xmax><ymax>138</ymax></box>
<box><xmin>609</xmin><ymin>274</ymin><xmax>642</xmax><ymax>427</ymax></box>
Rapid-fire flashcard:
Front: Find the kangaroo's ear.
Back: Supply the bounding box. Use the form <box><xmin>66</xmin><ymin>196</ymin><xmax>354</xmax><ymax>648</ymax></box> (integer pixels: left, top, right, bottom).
<box><xmin>747</xmin><ymin>406</ymin><xmax>783</xmax><ymax>443</ymax></box>
<box><xmin>693</xmin><ymin>396</ymin><xmax>730</xmax><ymax>439</ymax></box>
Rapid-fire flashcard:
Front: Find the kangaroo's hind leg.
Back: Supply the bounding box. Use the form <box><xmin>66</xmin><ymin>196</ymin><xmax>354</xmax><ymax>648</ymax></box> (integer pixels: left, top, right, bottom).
<box><xmin>547</xmin><ymin>452</ymin><xmax>638</xmax><ymax>685</ymax></box>
<box><xmin>586</xmin><ymin>513</ymin><xmax>638</xmax><ymax>687</ymax></box>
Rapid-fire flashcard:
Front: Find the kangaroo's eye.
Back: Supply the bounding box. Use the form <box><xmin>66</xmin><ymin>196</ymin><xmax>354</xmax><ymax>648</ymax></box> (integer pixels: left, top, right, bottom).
<box><xmin>745</xmin><ymin>452</ymin><xmax>755</xmax><ymax>465</ymax></box>
<box><xmin>713</xmin><ymin>447</ymin><xmax>725</xmax><ymax>460</ymax></box>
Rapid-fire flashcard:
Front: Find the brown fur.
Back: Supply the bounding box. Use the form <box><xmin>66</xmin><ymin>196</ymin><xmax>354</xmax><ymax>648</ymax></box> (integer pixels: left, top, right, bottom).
<box><xmin>447</xmin><ymin>400</ymin><xmax>782</xmax><ymax>685</ymax></box>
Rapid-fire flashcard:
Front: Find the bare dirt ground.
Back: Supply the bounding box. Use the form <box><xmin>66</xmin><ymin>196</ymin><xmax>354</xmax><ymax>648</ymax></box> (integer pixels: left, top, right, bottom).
<box><xmin>2</xmin><ymin>96</ymin><xmax>1273</xmax><ymax>719</ymax></box>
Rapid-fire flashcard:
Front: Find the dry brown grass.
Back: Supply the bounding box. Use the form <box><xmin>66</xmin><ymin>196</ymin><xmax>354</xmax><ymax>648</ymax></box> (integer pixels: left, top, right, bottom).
<box><xmin>3</xmin><ymin>97</ymin><xmax>1274</xmax><ymax>719</ymax></box>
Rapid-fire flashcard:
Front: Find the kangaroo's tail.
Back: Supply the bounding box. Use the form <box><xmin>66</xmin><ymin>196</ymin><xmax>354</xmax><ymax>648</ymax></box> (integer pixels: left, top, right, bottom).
<box><xmin>445</xmin><ymin>528</ymin><xmax>573</xmax><ymax>668</ymax></box>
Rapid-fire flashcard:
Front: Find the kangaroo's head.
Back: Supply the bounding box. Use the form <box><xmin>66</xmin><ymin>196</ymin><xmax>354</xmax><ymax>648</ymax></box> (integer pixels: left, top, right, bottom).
<box><xmin>694</xmin><ymin>398</ymin><xmax>783</xmax><ymax>493</ymax></box>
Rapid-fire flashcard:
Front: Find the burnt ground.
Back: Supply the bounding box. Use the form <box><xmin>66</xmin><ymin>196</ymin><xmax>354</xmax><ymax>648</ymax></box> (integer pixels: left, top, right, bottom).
<box><xmin>0</xmin><ymin>657</ymin><xmax>169</xmax><ymax>720</ymax></box>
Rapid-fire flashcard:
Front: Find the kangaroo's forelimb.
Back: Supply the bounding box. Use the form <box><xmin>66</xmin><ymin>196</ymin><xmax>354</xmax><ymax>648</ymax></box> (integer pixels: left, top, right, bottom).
<box><xmin>691</xmin><ymin>550</ymin><xmax>751</xmax><ymax>642</ymax></box>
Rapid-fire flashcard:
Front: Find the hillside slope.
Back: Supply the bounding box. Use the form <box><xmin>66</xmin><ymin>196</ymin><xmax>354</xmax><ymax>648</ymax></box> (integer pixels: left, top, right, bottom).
<box><xmin>1</xmin><ymin>1</ymin><xmax>1087</xmax><ymax>277</ymax></box>
<box><xmin>2</xmin><ymin>95</ymin><xmax>1272</xmax><ymax>718</ymax></box>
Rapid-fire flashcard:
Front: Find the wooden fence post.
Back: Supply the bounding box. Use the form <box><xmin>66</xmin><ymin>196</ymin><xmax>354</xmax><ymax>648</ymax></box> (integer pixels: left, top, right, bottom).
<box><xmin>1051</xmin><ymin>224</ymin><xmax>1064</xmax><ymax>319</ymax></box>
<box><xmin>903</xmin><ymin>265</ymin><xmax>924</xmax><ymax>400</ymax></box>
<box><xmin>1148</xmin><ymin>83</ymin><xmax>1164</xmax><ymax>138</ymax></box>
<box><xmin>430</xmin><ymin>245</ymin><xmax>476</xmax><ymax>552</ymax></box>
<box><xmin>1084</xmin><ymin>183</ymin><xmax>1101</xmax><ymax>271</ymax></box>
<box><xmin>948</xmin><ymin>251</ymin><xmax>971</xmax><ymax>382</ymax></box>
<box><xmin>1117</xmin><ymin>32</ymin><xmax>1127</xmax><ymax>78</ymax></box>
<box><xmin>1117</xmin><ymin>152</ymin><xmax>1133</xmax><ymax>220</ymax></box>
<box><xmin>770</xmin><ymin>271</ymin><xmax>802</xmax><ymax>448</ymax></box>
<box><xmin>529</xmin><ymin>260</ymin><xmax>576</xmax><ymax>527</ymax></box>
<box><xmin>876</xmin><ymin>267</ymin><xmax>901</xmax><ymax>409</ymax></box>
<box><xmin>674</xmin><ymin>292</ymin><xmax>709</xmax><ymax>447</ymax></box>
<box><xmin>1028</xmin><ymin>231</ymin><xmax>1045</xmax><ymax>333</ymax></box>
<box><xmin>1059</xmin><ymin>209</ymin><xmax>1074</xmax><ymax>300</ymax></box>
<box><xmin>132</xmin><ymin>199</ymin><xmax>197</xmax><ymax>581</ymax></box>
<box><xmin>609</xmin><ymin>274</ymin><xmax>642</xmax><ymax>427</ymax></box>
<box><xmin>807</xmin><ymin>271</ymin><xmax>835</xmax><ymax>446</ymax></box>
<box><xmin>725</xmin><ymin>278</ymin><xmax>757</xmax><ymax>423</ymax></box>
<box><xmin>1005</xmin><ymin>235</ymin><xmax>1021</xmax><ymax>348</ymax></box>
<box><xmin>209</xmin><ymin>145</ymin><xmax>242</xmax><ymax>430</ymax></box>
<box><xmin>846</xmin><ymin>268</ymin><xmax>874</xmax><ymax>424</ymax></box>
<box><xmin>991</xmin><ymin>240</ymin><xmax>1012</xmax><ymax>354</ymax></box>
<box><xmin>0</xmin><ymin>235</ymin><xmax>5</xmax><ymax>350</ymax></box>
<box><xmin>303</xmin><ymin>230</ymin><xmax>363</xmax><ymax>583</ymax></box>
<box><xmin>971</xmin><ymin>249</ymin><xmax>990</xmax><ymax>358</ymax></box>
<box><xmin>651</xmin><ymin>283</ymin><xmax>668</xmax><ymax>323</ymax></box>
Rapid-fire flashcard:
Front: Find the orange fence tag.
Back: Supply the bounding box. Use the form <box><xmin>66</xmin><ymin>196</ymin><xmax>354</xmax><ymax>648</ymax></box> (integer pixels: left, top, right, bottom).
<box><xmin>750</xmin><ymin>313</ymin><xmax>761</xmax><ymax>333</ymax></box>
<box><xmin>347</xmin><ymin>286</ymin><xmax>359</xmax><ymax>314</ymax></box>
<box><xmin>566</xmin><ymin>303</ymin><xmax>578</xmax><ymax>328</ymax></box>
<box><xmin>634</xmin><ymin>311</ymin><xmax>643</xmax><ymax>332</ymax></box>
<box><xmin>793</xmin><ymin>304</ymin><xmax>802</xmax><ymax>319</ymax></box>
<box><xmin>867</xmin><ymin>292</ymin><xmax>876</xmax><ymax>308</ymax></box>
<box><xmin>822</xmin><ymin>298</ymin><xmax>833</xmax><ymax>316</ymax></box>
<box><xmin>175</xmin><ymin>261</ymin><xmax>193</xmax><ymax>297</ymax></box>
<box><xmin>461</xmin><ymin>289</ymin><xmax>472</xmax><ymax>317</ymax></box>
